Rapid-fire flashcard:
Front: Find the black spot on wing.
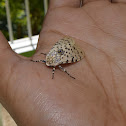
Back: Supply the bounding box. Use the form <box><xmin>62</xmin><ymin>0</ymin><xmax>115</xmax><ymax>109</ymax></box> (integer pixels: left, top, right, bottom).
<box><xmin>80</xmin><ymin>56</ymin><xmax>81</xmax><ymax>60</ymax></box>
<box><xmin>66</xmin><ymin>60</ymin><xmax>69</xmax><ymax>63</ymax></box>
<box><xmin>72</xmin><ymin>57</ymin><xmax>74</xmax><ymax>62</ymax></box>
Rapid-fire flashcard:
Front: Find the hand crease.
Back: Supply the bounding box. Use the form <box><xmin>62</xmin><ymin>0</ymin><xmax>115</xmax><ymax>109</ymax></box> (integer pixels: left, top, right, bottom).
<box><xmin>84</xmin><ymin>0</ymin><xmax>111</xmax><ymax>4</ymax></box>
<box><xmin>5</xmin><ymin>58</ymin><xmax>21</xmax><ymax>103</ymax></box>
<box><xmin>41</xmin><ymin>29</ymin><xmax>125</xmax><ymax>76</ymax></box>
<box><xmin>110</xmin><ymin>61</ymin><xmax>126</xmax><ymax>124</ymax></box>
<box><xmin>83</xmin><ymin>8</ymin><xmax>126</xmax><ymax>43</ymax></box>
<box><xmin>85</xmin><ymin>57</ymin><xmax>109</xmax><ymax>100</ymax></box>
<box><xmin>49</xmin><ymin>5</ymin><xmax>75</xmax><ymax>12</ymax></box>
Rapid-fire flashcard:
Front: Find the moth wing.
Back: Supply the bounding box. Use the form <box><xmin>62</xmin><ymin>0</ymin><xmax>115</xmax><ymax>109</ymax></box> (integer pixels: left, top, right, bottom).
<box><xmin>48</xmin><ymin>37</ymin><xmax>74</xmax><ymax>53</ymax></box>
<box><xmin>60</xmin><ymin>43</ymin><xmax>84</xmax><ymax>64</ymax></box>
<box><xmin>54</xmin><ymin>37</ymin><xmax>75</xmax><ymax>46</ymax></box>
<box><xmin>72</xmin><ymin>44</ymin><xmax>84</xmax><ymax>62</ymax></box>
<box><xmin>46</xmin><ymin>37</ymin><xmax>84</xmax><ymax>66</ymax></box>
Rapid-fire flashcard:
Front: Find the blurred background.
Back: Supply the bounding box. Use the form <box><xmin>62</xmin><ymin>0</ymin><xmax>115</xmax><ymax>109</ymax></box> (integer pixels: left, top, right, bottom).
<box><xmin>0</xmin><ymin>0</ymin><xmax>49</xmax><ymax>125</ymax></box>
<box><xmin>0</xmin><ymin>0</ymin><xmax>49</xmax><ymax>56</ymax></box>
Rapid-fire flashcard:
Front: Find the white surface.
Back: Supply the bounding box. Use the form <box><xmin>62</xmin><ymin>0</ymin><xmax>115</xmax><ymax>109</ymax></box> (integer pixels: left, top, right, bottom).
<box><xmin>9</xmin><ymin>35</ymin><xmax>39</xmax><ymax>54</ymax></box>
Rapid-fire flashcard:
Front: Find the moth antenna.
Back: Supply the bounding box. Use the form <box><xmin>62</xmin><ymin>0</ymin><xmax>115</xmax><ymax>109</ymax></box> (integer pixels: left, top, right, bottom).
<box><xmin>31</xmin><ymin>60</ymin><xmax>46</xmax><ymax>63</ymax></box>
<box><xmin>41</xmin><ymin>53</ymin><xmax>47</xmax><ymax>56</ymax></box>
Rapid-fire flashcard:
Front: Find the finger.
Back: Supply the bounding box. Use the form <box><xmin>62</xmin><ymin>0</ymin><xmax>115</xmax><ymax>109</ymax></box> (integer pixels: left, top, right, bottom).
<box><xmin>111</xmin><ymin>0</ymin><xmax>126</xmax><ymax>3</ymax></box>
<box><xmin>0</xmin><ymin>31</ymin><xmax>20</xmax><ymax>73</ymax></box>
<box><xmin>83</xmin><ymin>0</ymin><xmax>111</xmax><ymax>4</ymax></box>
<box><xmin>49</xmin><ymin>0</ymin><xmax>80</xmax><ymax>9</ymax></box>
<box><xmin>0</xmin><ymin>31</ymin><xmax>29</xmax><ymax>60</ymax></box>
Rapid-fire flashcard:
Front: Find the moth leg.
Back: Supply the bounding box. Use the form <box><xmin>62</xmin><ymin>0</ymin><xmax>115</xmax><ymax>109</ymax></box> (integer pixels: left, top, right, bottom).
<box><xmin>58</xmin><ymin>65</ymin><xmax>75</xmax><ymax>79</ymax></box>
<box><xmin>41</xmin><ymin>53</ymin><xmax>47</xmax><ymax>56</ymax></box>
<box><xmin>52</xmin><ymin>67</ymin><xmax>56</xmax><ymax>79</ymax></box>
<box><xmin>31</xmin><ymin>60</ymin><xmax>46</xmax><ymax>63</ymax></box>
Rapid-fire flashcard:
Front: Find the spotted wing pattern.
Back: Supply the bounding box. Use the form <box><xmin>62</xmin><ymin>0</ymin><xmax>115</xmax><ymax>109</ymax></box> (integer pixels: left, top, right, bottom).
<box><xmin>46</xmin><ymin>37</ymin><xmax>84</xmax><ymax>66</ymax></box>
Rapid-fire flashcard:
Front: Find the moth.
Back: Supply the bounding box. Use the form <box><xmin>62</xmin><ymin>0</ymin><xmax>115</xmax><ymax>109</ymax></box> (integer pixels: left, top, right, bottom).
<box><xmin>32</xmin><ymin>37</ymin><xmax>84</xmax><ymax>79</ymax></box>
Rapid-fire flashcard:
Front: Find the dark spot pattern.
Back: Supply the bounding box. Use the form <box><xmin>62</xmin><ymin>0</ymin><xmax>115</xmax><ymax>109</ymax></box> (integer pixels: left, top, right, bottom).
<box><xmin>47</xmin><ymin>37</ymin><xmax>84</xmax><ymax>67</ymax></box>
<box><xmin>72</xmin><ymin>57</ymin><xmax>74</xmax><ymax>62</ymax></box>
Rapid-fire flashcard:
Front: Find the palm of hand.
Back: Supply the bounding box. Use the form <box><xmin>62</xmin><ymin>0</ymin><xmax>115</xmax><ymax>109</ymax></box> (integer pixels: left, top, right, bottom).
<box><xmin>0</xmin><ymin>1</ymin><xmax>126</xmax><ymax>126</ymax></box>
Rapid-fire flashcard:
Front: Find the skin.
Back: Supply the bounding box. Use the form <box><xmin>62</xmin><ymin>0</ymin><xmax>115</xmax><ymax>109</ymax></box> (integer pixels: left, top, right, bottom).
<box><xmin>0</xmin><ymin>0</ymin><xmax>126</xmax><ymax>125</ymax></box>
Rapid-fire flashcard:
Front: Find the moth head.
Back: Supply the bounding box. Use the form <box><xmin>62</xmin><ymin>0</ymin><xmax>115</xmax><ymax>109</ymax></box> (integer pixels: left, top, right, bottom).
<box><xmin>57</xmin><ymin>49</ymin><xmax>64</xmax><ymax>55</ymax></box>
<box><xmin>46</xmin><ymin>49</ymin><xmax>65</xmax><ymax>66</ymax></box>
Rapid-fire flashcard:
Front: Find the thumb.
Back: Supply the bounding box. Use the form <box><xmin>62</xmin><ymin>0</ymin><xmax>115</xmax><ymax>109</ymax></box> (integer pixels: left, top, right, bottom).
<box><xmin>0</xmin><ymin>31</ymin><xmax>20</xmax><ymax>69</ymax></box>
<box><xmin>0</xmin><ymin>31</ymin><xmax>20</xmax><ymax>96</ymax></box>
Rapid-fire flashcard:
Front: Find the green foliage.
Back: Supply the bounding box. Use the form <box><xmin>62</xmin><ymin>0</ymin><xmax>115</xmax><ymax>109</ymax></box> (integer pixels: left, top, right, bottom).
<box><xmin>0</xmin><ymin>0</ymin><xmax>9</xmax><ymax>39</ymax></box>
<box><xmin>20</xmin><ymin>50</ymin><xmax>35</xmax><ymax>57</ymax></box>
<box><xmin>0</xmin><ymin>0</ymin><xmax>45</xmax><ymax>40</ymax></box>
<box><xmin>29</xmin><ymin>0</ymin><xmax>45</xmax><ymax>35</ymax></box>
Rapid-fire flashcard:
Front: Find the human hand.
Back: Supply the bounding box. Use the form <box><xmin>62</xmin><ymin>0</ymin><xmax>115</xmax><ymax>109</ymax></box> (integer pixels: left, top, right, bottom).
<box><xmin>0</xmin><ymin>0</ymin><xmax>126</xmax><ymax>126</ymax></box>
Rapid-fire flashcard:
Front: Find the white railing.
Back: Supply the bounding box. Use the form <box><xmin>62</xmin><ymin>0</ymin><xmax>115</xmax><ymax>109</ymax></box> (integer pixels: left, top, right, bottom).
<box><xmin>9</xmin><ymin>35</ymin><xmax>38</xmax><ymax>54</ymax></box>
<box><xmin>5</xmin><ymin>0</ymin><xmax>48</xmax><ymax>53</ymax></box>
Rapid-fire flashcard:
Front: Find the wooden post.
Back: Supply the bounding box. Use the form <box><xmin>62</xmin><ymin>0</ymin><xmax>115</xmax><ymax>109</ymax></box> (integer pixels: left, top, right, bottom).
<box><xmin>44</xmin><ymin>0</ymin><xmax>48</xmax><ymax>15</ymax></box>
<box><xmin>25</xmin><ymin>0</ymin><xmax>34</xmax><ymax>50</ymax></box>
<box><xmin>5</xmin><ymin>0</ymin><xmax>14</xmax><ymax>43</ymax></box>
